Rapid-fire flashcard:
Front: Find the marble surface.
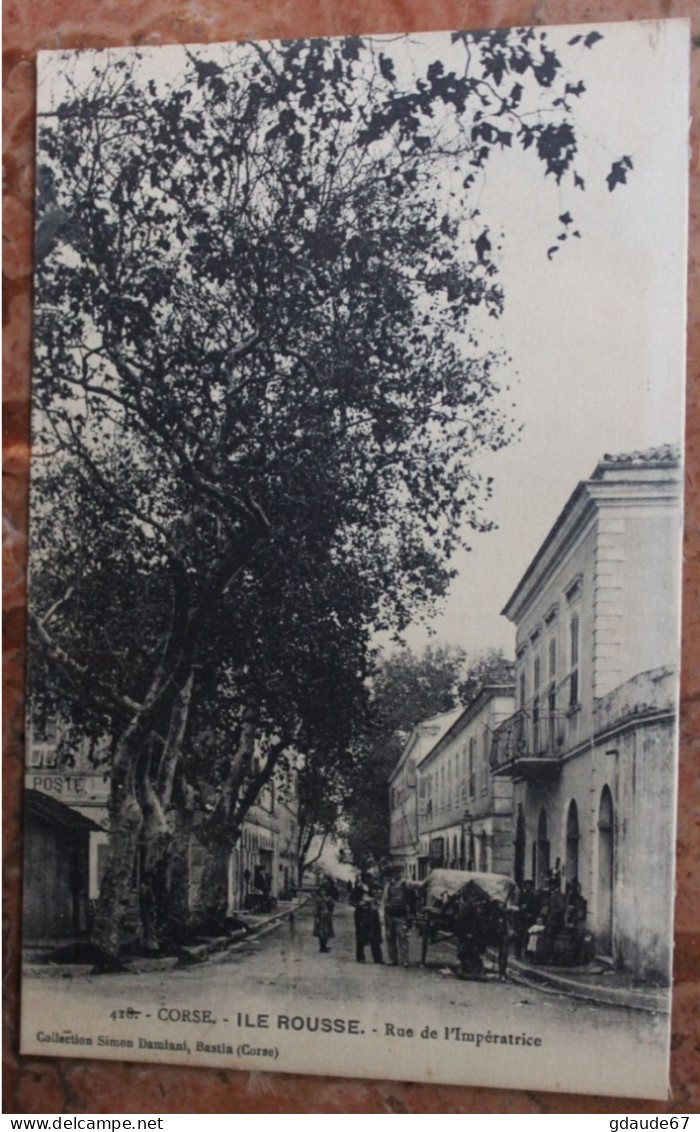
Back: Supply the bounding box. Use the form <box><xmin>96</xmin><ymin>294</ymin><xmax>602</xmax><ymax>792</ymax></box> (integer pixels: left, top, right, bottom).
<box><xmin>3</xmin><ymin>0</ymin><xmax>699</xmax><ymax>1114</ymax></box>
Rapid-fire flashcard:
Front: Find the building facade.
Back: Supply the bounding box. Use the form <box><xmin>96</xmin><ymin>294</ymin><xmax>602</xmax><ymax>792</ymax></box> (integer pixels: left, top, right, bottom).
<box><xmin>417</xmin><ymin>684</ymin><xmax>515</xmax><ymax>877</ymax></box>
<box><xmin>24</xmin><ymin>722</ymin><xmax>111</xmax><ymax>934</ymax></box>
<box><xmin>24</xmin><ymin>788</ymin><xmax>100</xmax><ymax>941</ymax></box>
<box><xmin>224</xmin><ymin>766</ymin><xmax>299</xmax><ymax>912</ymax></box>
<box><xmin>490</xmin><ymin>446</ymin><xmax>682</xmax><ymax>979</ymax></box>
<box><xmin>388</xmin><ymin>710</ymin><xmax>461</xmax><ymax>881</ymax></box>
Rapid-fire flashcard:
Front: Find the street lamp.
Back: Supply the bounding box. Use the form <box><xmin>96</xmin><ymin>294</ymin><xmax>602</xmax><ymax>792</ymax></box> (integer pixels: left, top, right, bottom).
<box><xmin>462</xmin><ymin>809</ymin><xmax>474</xmax><ymax>871</ymax></box>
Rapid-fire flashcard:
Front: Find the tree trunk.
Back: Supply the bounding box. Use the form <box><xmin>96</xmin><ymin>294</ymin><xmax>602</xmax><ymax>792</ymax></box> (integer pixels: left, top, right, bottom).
<box><xmin>91</xmin><ymin>712</ymin><xmax>155</xmax><ymax>963</ymax></box>
<box><xmin>139</xmin><ymin>675</ymin><xmax>195</xmax><ymax>950</ymax></box>
<box><xmin>165</xmin><ymin>808</ymin><xmax>195</xmax><ymax>940</ymax></box>
<box><xmin>298</xmin><ymin>828</ymin><xmax>330</xmax><ymax>887</ymax></box>
<box><xmin>195</xmin><ymin>836</ymin><xmax>233</xmax><ymax>929</ymax></box>
<box><xmin>91</xmin><ymin>786</ymin><xmax>143</xmax><ymax>963</ymax></box>
<box><xmin>191</xmin><ymin>706</ymin><xmax>258</xmax><ymax>927</ymax></box>
<box><xmin>139</xmin><ymin>776</ymin><xmax>171</xmax><ymax>951</ymax></box>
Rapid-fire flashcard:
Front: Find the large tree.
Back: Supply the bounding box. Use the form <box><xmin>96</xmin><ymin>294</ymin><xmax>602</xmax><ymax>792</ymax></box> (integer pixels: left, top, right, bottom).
<box><xmin>29</xmin><ymin>29</ymin><xmax>623</xmax><ymax>957</ymax></box>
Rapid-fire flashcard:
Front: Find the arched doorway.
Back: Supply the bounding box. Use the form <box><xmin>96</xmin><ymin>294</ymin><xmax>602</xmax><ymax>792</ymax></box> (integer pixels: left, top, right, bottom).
<box><xmin>535</xmin><ymin>807</ymin><xmax>550</xmax><ymax>889</ymax></box>
<box><xmin>565</xmin><ymin>800</ymin><xmax>580</xmax><ymax>885</ymax></box>
<box><xmin>514</xmin><ymin>805</ymin><xmax>526</xmax><ymax>887</ymax></box>
<box><xmin>597</xmin><ymin>786</ymin><xmax>614</xmax><ymax>955</ymax></box>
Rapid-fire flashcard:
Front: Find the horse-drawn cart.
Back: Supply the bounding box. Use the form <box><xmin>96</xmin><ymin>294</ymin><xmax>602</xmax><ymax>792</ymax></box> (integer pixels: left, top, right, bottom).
<box><xmin>415</xmin><ymin>869</ymin><xmax>518</xmax><ymax>977</ymax></box>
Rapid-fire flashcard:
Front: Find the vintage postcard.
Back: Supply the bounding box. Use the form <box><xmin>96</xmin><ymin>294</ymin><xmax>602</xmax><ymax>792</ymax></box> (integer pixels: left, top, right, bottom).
<box><xmin>21</xmin><ymin>19</ymin><xmax>688</xmax><ymax>1099</ymax></box>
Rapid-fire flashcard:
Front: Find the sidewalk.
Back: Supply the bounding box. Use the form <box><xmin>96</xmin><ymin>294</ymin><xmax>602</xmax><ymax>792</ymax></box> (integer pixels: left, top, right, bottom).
<box><xmin>22</xmin><ymin>896</ymin><xmax>308</xmax><ymax>978</ymax></box>
<box><xmin>488</xmin><ymin>950</ymin><xmax>670</xmax><ymax>1014</ymax></box>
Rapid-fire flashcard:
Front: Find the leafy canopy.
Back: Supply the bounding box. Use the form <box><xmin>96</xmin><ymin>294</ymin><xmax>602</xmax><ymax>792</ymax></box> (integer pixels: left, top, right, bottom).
<box><xmin>31</xmin><ymin>28</ymin><xmax>613</xmax><ymax>806</ymax></box>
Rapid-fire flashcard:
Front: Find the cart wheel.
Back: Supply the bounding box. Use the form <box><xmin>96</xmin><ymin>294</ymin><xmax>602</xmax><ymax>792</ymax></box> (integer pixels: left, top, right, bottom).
<box><xmin>420</xmin><ymin>911</ymin><xmax>431</xmax><ymax>966</ymax></box>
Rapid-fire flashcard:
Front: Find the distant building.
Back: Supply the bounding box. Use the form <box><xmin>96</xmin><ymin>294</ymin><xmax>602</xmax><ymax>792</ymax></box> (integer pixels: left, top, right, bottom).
<box><xmin>388</xmin><ymin>710</ymin><xmax>461</xmax><ymax>881</ymax></box>
<box><xmin>490</xmin><ymin>446</ymin><xmax>682</xmax><ymax>979</ymax></box>
<box><xmin>24</xmin><ymin>722</ymin><xmax>111</xmax><ymax>923</ymax></box>
<box><xmin>224</xmin><ymin>765</ymin><xmax>299</xmax><ymax>912</ymax></box>
<box><xmin>24</xmin><ymin>788</ymin><xmax>100</xmax><ymax>941</ymax></box>
<box><xmin>417</xmin><ymin>684</ymin><xmax>515</xmax><ymax>876</ymax></box>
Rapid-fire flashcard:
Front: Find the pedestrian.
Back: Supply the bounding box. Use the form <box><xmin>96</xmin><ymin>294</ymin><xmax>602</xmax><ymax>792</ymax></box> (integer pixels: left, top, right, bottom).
<box><xmin>514</xmin><ymin>880</ymin><xmax>539</xmax><ymax>960</ymax></box>
<box><xmin>564</xmin><ymin>878</ymin><xmax>587</xmax><ymax>929</ymax></box>
<box><xmin>312</xmin><ymin>876</ymin><xmax>335</xmax><ymax>953</ymax></box>
<box><xmin>541</xmin><ymin>872</ymin><xmax>566</xmax><ymax>964</ymax></box>
<box><xmin>494</xmin><ymin>903</ymin><xmax>512</xmax><ymax>980</ymax></box>
<box><xmin>350</xmin><ymin>876</ymin><xmax>365</xmax><ymax>907</ymax></box>
<box><xmin>354</xmin><ymin>887</ymin><xmax>383</xmax><ymax>964</ymax></box>
<box><xmin>454</xmin><ymin>890</ymin><xmax>488</xmax><ymax>979</ymax></box>
<box><xmin>381</xmin><ymin>863</ymin><xmax>415</xmax><ymax>967</ymax></box>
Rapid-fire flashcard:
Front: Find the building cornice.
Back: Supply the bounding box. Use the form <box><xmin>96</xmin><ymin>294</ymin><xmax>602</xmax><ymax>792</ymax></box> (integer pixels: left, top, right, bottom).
<box><xmin>417</xmin><ymin>683</ymin><xmax>515</xmax><ymax>771</ymax></box>
<box><xmin>501</xmin><ymin>464</ymin><xmax>682</xmax><ymax>626</ymax></box>
<box><xmin>388</xmin><ymin>709</ymin><xmax>461</xmax><ymax>783</ymax></box>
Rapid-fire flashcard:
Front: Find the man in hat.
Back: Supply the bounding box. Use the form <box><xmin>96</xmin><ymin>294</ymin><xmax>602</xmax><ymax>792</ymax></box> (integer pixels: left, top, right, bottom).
<box><xmin>381</xmin><ymin>863</ymin><xmax>415</xmax><ymax>967</ymax></box>
<box><xmin>353</xmin><ymin>885</ymin><xmax>383</xmax><ymax>964</ymax></box>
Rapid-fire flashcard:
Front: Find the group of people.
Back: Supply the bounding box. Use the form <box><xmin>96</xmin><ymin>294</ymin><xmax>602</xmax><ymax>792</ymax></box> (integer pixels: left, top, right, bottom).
<box><xmin>514</xmin><ymin>871</ymin><xmax>589</xmax><ymax>966</ymax></box>
<box><xmin>311</xmin><ymin>864</ymin><xmax>417</xmax><ymax>967</ymax></box>
<box><xmin>312</xmin><ymin>862</ymin><xmax>591</xmax><ymax>975</ymax></box>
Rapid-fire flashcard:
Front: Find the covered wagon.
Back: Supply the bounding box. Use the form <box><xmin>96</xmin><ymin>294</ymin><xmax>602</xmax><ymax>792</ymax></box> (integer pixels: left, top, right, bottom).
<box><xmin>415</xmin><ymin>868</ymin><xmax>519</xmax><ymax>977</ymax></box>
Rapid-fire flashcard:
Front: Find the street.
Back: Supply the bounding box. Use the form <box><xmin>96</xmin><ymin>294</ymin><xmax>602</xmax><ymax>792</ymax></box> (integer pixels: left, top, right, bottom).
<box><xmin>21</xmin><ymin>898</ymin><xmax>671</xmax><ymax>1099</ymax></box>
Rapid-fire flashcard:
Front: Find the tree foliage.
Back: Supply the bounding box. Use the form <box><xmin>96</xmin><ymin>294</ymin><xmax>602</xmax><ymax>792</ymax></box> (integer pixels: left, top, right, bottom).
<box><xmin>29</xmin><ymin>29</ymin><xmax>619</xmax><ymax>954</ymax></box>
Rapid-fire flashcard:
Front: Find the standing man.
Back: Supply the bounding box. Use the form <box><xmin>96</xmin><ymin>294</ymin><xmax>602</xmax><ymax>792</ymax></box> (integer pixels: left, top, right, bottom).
<box><xmin>312</xmin><ymin>875</ymin><xmax>336</xmax><ymax>954</ymax></box>
<box><xmin>381</xmin><ymin>863</ymin><xmax>415</xmax><ymax>967</ymax></box>
<box><xmin>353</xmin><ymin>886</ymin><xmax>384</xmax><ymax>964</ymax></box>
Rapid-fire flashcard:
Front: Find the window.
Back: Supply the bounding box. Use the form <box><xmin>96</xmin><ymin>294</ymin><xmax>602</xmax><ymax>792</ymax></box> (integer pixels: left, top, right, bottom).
<box><xmin>548</xmin><ymin>636</ymin><xmax>557</xmax><ymax>749</ymax></box>
<box><xmin>35</xmin><ymin>718</ymin><xmax>59</xmax><ymax>744</ymax></box>
<box><xmin>534</xmin><ymin>656</ymin><xmax>539</xmax><ymax>751</ymax></box>
<box><xmin>27</xmin><ymin>743</ymin><xmax>58</xmax><ymax>770</ymax></box>
<box><xmin>468</xmin><ymin>737</ymin><xmax>476</xmax><ymax>799</ymax></box>
<box><xmin>548</xmin><ymin>684</ymin><xmax>557</xmax><ymax>748</ymax></box>
<box><xmin>569</xmin><ymin>613</ymin><xmax>580</xmax><ymax>708</ymax></box>
<box><xmin>28</xmin><ymin>719</ymin><xmax>60</xmax><ymax>769</ymax></box>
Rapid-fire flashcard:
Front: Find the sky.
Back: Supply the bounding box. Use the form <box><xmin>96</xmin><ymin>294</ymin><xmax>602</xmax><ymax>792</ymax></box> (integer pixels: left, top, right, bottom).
<box><xmin>393</xmin><ymin>19</ymin><xmax>689</xmax><ymax>659</ymax></box>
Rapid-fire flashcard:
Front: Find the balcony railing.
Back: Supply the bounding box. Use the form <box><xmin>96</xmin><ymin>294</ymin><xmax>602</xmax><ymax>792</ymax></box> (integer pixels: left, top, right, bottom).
<box><xmin>490</xmin><ymin>708</ymin><xmax>567</xmax><ymax>773</ymax></box>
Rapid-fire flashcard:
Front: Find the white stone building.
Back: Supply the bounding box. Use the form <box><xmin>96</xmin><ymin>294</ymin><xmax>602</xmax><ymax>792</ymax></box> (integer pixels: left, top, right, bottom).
<box><xmin>417</xmin><ymin>684</ymin><xmax>515</xmax><ymax>876</ymax></box>
<box><xmin>388</xmin><ymin>709</ymin><xmax>460</xmax><ymax>880</ymax></box>
<box><xmin>490</xmin><ymin>446</ymin><xmax>682</xmax><ymax>979</ymax></box>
